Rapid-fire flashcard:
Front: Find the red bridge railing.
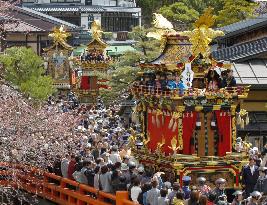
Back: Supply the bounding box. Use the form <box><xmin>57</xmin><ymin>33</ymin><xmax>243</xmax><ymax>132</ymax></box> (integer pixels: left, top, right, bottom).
<box><xmin>0</xmin><ymin>162</ymin><xmax>136</xmax><ymax>205</ymax></box>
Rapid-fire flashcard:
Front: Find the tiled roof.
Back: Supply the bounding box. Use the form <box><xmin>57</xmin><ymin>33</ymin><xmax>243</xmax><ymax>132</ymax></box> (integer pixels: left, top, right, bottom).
<box><xmin>218</xmin><ymin>14</ymin><xmax>267</xmax><ymax>37</ymax></box>
<box><xmin>5</xmin><ymin>20</ymin><xmax>42</xmax><ymax>32</ymax></box>
<box><xmin>232</xmin><ymin>59</ymin><xmax>267</xmax><ymax>85</ymax></box>
<box><xmin>4</xmin><ymin>6</ymin><xmax>77</xmax><ymax>32</ymax></box>
<box><xmin>212</xmin><ymin>37</ymin><xmax>267</xmax><ymax>61</ymax></box>
<box><xmin>20</xmin><ymin>7</ymin><xmax>77</xmax><ymax>28</ymax></box>
<box><xmin>29</xmin><ymin>6</ymin><xmax>140</xmax><ymax>13</ymax></box>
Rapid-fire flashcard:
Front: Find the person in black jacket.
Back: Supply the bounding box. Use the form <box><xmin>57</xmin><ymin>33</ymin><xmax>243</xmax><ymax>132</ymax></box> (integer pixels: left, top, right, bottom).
<box><xmin>242</xmin><ymin>157</ymin><xmax>259</xmax><ymax>198</ymax></box>
<box><xmin>84</xmin><ymin>161</ymin><xmax>95</xmax><ymax>187</ymax></box>
<box><xmin>53</xmin><ymin>155</ymin><xmax>62</xmax><ymax>176</ymax></box>
<box><xmin>254</xmin><ymin>166</ymin><xmax>267</xmax><ymax>195</ymax></box>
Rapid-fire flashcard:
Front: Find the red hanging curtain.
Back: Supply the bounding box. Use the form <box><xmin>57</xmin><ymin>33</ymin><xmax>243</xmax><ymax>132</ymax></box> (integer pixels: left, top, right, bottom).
<box><xmin>147</xmin><ymin>111</ymin><xmax>163</xmax><ymax>152</ymax></box>
<box><xmin>81</xmin><ymin>76</ymin><xmax>90</xmax><ymax>90</ymax></box>
<box><xmin>215</xmin><ymin>111</ymin><xmax>232</xmax><ymax>156</ymax></box>
<box><xmin>182</xmin><ymin>112</ymin><xmax>197</xmax><ymax>155</ymax></box>
<box><xmin>162</xmin><ymin>115</ymin><xmax>179</xmax><ymax>155</ymax></box>
<box><xmin>147</xmin><ymin>111</ymin><xmax>180</xmax><ymax>155</ymax></box>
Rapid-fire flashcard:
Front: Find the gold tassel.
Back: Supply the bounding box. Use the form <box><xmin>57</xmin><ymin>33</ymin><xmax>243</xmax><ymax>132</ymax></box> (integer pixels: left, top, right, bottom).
<box><xmin>162</xmin><ymin>115</ymin><xmax>165</xmax><ymax>126</ymax></box>
<box><xmin>169</xmin><ymin>118</ymin><xmax>174</xmax><ymax>129</ymax></box>
<box><xmin>237</xmin><ymin>114</ymin><xmax>241</xmax><ymax>125</ymax></box>
<box><xmin>172</xmin><ymin>120</ymin><xmax>177</xmax><ymax>132</ymax></box>
<box><xmin>246</xmin><ymin>115</ymin><xmax>249</xmax><ymax>125</ymax></box>
<box><xmin>240</xmin><ymin>118</ymin><xmax>245</xmax><ymax>129</ymax></box>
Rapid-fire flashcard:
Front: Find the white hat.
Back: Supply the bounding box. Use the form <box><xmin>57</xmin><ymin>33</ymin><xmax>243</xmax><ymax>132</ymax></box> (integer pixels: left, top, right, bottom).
<box><xmin>121</xmin><ymin>163</ymin><xmax>129</xmax><ymax>171</ymax></box>
<box><xmin>82</xmin><ymin>136</ymin><xmax>88</xmax><ymax>140</ymax></box>
<box><xmin>137</xmin><ymin>166</ymin><xmax>144</xmax><ymax>173</ymax></box>
<box><xmin>253</xmin><ymin>147</ymin><xmax>258</xmax><ymax>152</ymax></box>
<box><xmin>85</xmin><ymin>143</ymin><xmax>91</xmax><ymax>148</ymax></box>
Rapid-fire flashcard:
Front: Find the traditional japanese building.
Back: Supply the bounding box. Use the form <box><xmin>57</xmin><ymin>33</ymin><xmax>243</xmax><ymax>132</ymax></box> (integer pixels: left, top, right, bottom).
<box><xmin>2</xmin><ymin>6</ymin><xmax>77</xmax><ymax>55</ymax></box>
<box><xmin>212</xmin><ymin>14</ymin><xmax>267</xmax><ymax>149</ymax></box>
<box><xmin>21</xmin><ymin>0</ymin><xmax>141</xmax><ymax>32</ymax></box>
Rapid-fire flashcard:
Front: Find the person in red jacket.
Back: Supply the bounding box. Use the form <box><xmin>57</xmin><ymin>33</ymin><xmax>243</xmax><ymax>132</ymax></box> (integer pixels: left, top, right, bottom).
<box><xmin>67</xmin><ymin>154</ymin><xmax>77</xmax><ymax>180</ymax></box>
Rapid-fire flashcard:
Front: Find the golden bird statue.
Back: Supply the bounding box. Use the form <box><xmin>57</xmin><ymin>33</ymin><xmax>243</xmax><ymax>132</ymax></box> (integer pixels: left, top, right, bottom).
<box><xmin>179</xmin><ymin>8</ymin><xmax>224</xmax><ymax>60</ymax></box>
<box><xmin>147</xmin><ymin>13</ymin><xmax>176</xmax><ymax>40</ymax></box>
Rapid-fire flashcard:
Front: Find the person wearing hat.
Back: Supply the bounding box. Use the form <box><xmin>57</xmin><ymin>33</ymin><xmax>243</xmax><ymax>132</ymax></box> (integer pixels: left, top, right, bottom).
<box><xmin>254</xmin><ymin>166</ymin><xmax>267</xmax><ymax>195</ymax></box>
<box><xmin>121</xmin><ymin>163</ymin><xmax>131</xmax><ymax>185</ymax></box>
<box><xmin>231</xmin><ymin>190</ymin><xmax>243</xmax><ymax>205</ymax></box>
<box><xmin>212</xmin><ymin>178</ymin><xmax>226</xmax><ymax>204</ymax></box>
<box><xmin>196</xmin><ymin>177</ymin><xmax>211</xmax><ymax>196</ymax></box>
<box><xmin>216</xmin><ymin>194</ymin><xmax>228</xmax><ymax>205</ymax></box>
<box><xmin>182</xmin><ymin>176</ymin><xmax>191</xmax><ymax>200</ymax></box>
<box><xmin>247</xmin><ymin>191</ymin><xmax>262</xmax><ymax>205</ymax></box>
<box><xmin>242</xmin><ymin>157</ymin><xmax>260</xmax><ymax>198</ymax></box>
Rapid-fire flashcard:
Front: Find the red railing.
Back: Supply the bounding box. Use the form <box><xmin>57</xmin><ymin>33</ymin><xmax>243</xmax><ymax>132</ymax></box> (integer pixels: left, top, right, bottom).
<box><xmin>0</xmin><ymin>162</ymin><xmax>136</xmax><ymax>205</ymax></box>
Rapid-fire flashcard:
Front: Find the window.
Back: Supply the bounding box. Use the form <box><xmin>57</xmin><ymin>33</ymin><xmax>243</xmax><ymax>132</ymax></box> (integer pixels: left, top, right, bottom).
<box><xmin>50</xmin><ymin>0</ymin><xmax>80</xmax><ymax>3</ymax></box>
<box><xmin>22</xmin><ymin>0</ymin><xmax>35</xmax><ymax>2</ymax></box>
<box><xmin>85</xmin><ymin>0</ymin><xmax>92</xmax><ymax>5</ymax></box>
<box><xmin>88</xmin><ymin>14</ymin><xmax>94</xmax><ymax>29</ymax></box>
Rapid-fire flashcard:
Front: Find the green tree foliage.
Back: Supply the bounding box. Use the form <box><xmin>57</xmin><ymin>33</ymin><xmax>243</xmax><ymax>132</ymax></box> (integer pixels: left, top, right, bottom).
<box><xmin>20</xmin><ymin>76</ymin><xmax>55</xmax><ymax>101</ymax></box>
<box><xmin>139</xmin><ymin>0</ymin><xmax>256</xmax><ymax>28</ymax></box>
<box><xmin>159</xmin><ymin>2</ymin><xmax>199</xmax><ymax>29</ymax></box>
<box><xmin>128</xmin><ymin>26</ymin><xmax>160</xmax><ymax>59</ymax></box>
<box><xmin>100</xmin><ymin>26</ymin><xmax>160</xmax><ymax>104</ymax></box>
<box><xmin>0</xmin><ymin>47</ymin><xmax>55</xmax><ymax>100</ymax></box>
<box><xmin>216</xmin><ymin>0</ymin><xmax>257</xmax><ymax>27</ymax></box>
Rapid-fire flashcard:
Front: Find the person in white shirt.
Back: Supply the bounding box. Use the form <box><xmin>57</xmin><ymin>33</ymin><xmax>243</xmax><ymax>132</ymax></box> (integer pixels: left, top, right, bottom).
<box><xmin>109</xmin><ymin>145</ymin><xmax>122</xmax><ymax>164</ymax></box>
<box><xmin>130</xmin><ymin>178</ymin><xmax>142</xmax><ymax>203</ymax></box>
<box><xmin>61</xmin><ymin>154</ymin><xmax>70</xmax><ymax>178</ymax></box>
<box><xmin>147</xmin><ymin>179</ymin><xmax>160</xmax><ymax>205</ymax></box>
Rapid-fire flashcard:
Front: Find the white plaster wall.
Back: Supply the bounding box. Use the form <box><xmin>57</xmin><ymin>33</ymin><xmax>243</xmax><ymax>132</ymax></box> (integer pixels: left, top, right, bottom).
<box><xmin>36</xmin><ymin>0</ymin><xmax>50</xmax><ymax>3</ymax></box>
<box><xmin>92</xmin><ymin>0</ymin><xmax>116</xmax><ymax>6</ymax></box>
<box><xmin>81</xmin><ymin>13</ymin><xmax>89</xmax><ymax>29</ymax></box>
<box><xmin>93</xmin><ymin>13</ymin><xmax>101</xmax><ymax>24</ymax></box>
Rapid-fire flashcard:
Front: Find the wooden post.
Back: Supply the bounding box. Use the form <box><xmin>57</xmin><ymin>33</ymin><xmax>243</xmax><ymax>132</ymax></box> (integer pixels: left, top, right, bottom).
<box><xmin>116</xmin><ymin>191</ymin><xmax>129</xmax><ymax>205</ymax></box>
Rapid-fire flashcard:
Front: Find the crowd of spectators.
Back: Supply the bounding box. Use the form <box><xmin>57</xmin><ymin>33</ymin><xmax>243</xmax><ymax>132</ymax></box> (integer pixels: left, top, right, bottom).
<box><xmin>0</xmin><ymin>82</ymin><xmax>266</xmax><ymax>205</ymax></box>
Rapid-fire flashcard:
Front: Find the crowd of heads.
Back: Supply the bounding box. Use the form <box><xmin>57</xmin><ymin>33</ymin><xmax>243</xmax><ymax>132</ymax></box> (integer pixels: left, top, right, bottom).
<box><xmin>135</xmin><ymin>71</ymin><xmax>188</xmax><ymax>91</ymax></box>
<box><xmin>134</xmin><ymin>69</ymin><xmax>237</xmax><ymax>93</ymax></box>
<box><xmin>0</xmin><ymin>81</ymin><xmax>266</xmax><ymax>205</ymax></box>
<box><xmin>80</xmin><ymin>48</ymin><xmax>111</xmax><ymax>63</ymax></box>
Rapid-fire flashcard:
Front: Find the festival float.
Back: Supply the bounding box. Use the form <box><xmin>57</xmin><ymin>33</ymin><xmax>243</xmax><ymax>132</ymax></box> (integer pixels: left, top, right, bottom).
<box><xmin>130</xmin><ymin>9</ymin><xmax>251</xmax><ymax>190</ymax></box>
<box><xmin>43</xmin><ymin>26</ymin><xmax>74</xmax><ymax>91</ymax></box>
<box><xmin>72</xmin><ymin>20</ymin><xmax>111</xmax><ymax>104</ymax></box>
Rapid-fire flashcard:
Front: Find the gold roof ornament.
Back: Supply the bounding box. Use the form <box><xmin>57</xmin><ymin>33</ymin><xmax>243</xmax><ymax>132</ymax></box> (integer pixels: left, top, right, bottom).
<box><xmin>179</xmin><ymin>8</ymin><xmax>224</xmax><ymax>60</ymax></box>
<box><xmin>147</xmin><ymin>13</ymin><xmax>176</xmax><ymax>41</ymax></box>
<box><xmin>91</xmin><ymin>20</ymin><xmax>103</xmax><ymax>40</ymax></box>
<box><xmin>87</xmin><ymin>20</ymin><xmax>107</xmax><ymax>52</ymax></box>
<box><xmin>45</xmin><ymin>25</ymin><xmax>72</xmax><ymax>51</ymax></box>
